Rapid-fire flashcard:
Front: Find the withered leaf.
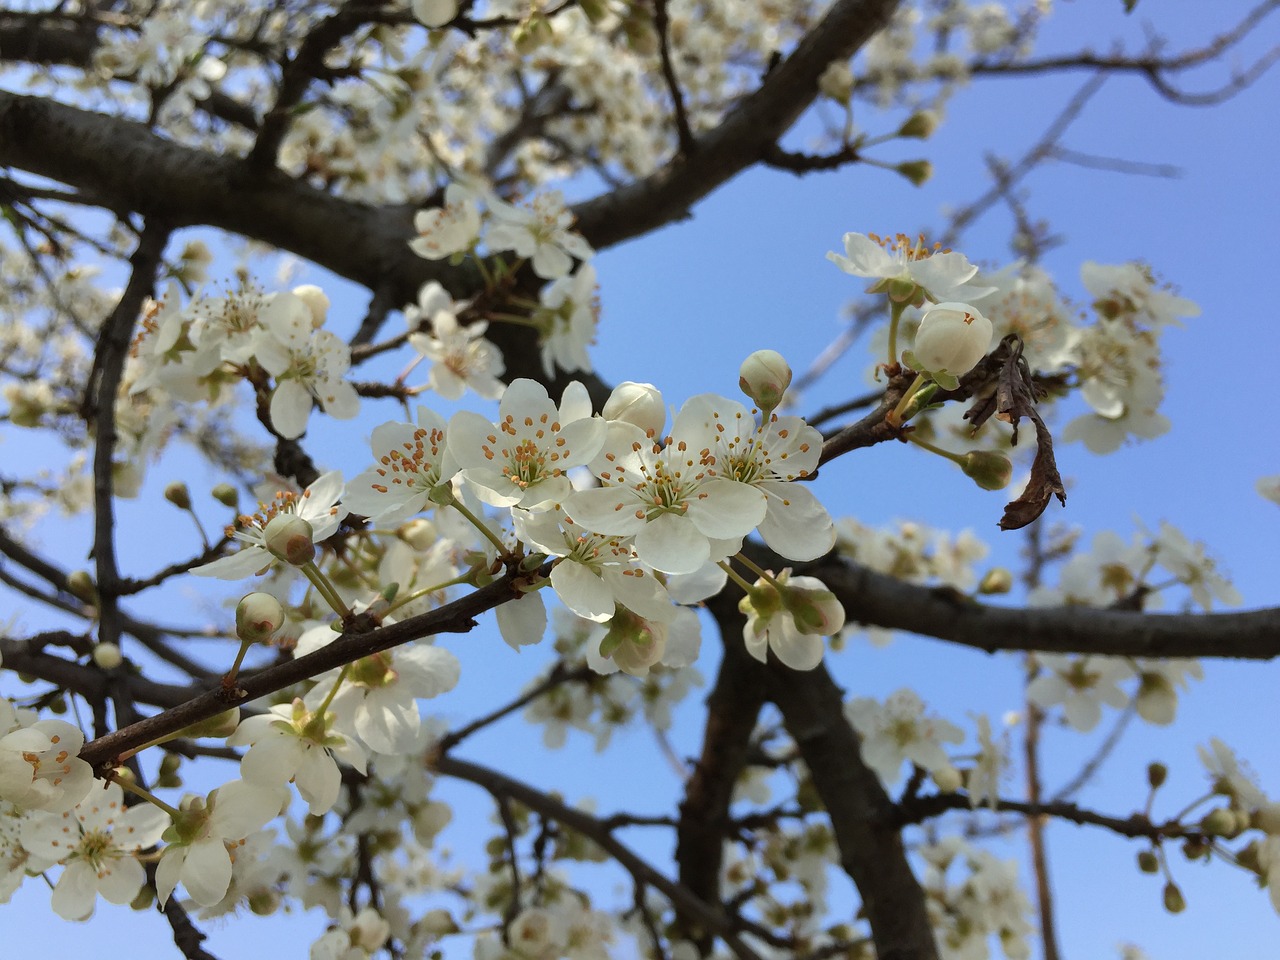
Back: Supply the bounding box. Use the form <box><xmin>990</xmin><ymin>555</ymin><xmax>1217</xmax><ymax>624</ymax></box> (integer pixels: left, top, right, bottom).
<box><xmin>963</xmin><ymin>335</ymin><xmax>1066</xmax><ymax>530</ymax></box>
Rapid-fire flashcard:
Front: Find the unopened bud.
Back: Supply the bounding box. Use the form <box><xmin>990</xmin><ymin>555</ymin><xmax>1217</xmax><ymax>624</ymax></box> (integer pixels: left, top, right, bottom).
<box><xmin>898</xmin><ymin>110</ymin><xmax>939</xmax><ymax>139</ymax></box>
<box><xmin>895</xmin><ymin>159</ymin><xmax>933</xmax><ymax>186</ymax></box>
<box><xmin>211</xmin><ymin>483</ymin><xmax>239</xmax><ymax>508</ymax></box>
<box><xmin>1162</xmin><ymin>881</ymin><xmax>1185</xmax><ymax>914</ymax></box>
<box><xmin>398</xmin><ymin>518</ymin><xmax>437</xmax><ymax>550</ymax></box>
<box><xmin>738</xmin><ymin>349</ymin><xmax>792</xmax><ymax>415</ymax></box>
<box><xmin>291</xmin><ymin>285</ymin><xmax>330</xmax><ymax>328</ymax></box>
<box><xmin>1181</xmin><ymin>836</ymin><xmax>1209</xmax><ymax>860</ymax></box>
<box><xmin>781</xmin><ymin>579</ymin><xmax>846</xmax><ymax>636</ymax></box>
<box><xmin>236</xmin><ymin>591</ymin><xmax>286</xmax><ymax>643</ymax></box>
<box><xmin>599</xmin><ymin>608</ymin><xmax>667</xmax><ymax>676</ymax></box>
<box><xmin>602</xmin><ymin>381</ymin><xmax>664</xmax><ymax>436</ymax></box>
<box><xmin>156</xmin><ymin>751</ymin><xmax>182</xmax><ymax>788</ymax></box>
<box><xmin>932</xmin><ymin>764</ymin><xmax>962</xmax><ymax>793</ymax></box>
<box><xmin>92</xmin><ymin>642</ymin><xmax>123</xmax><ymax>670</ymax></box>
<box><xmin>1147</xmin><ymin>762</ymin><xmax>1168</xmax><ymax>789</ymax></box>
<box><xmin>977</xmin><ymin>568</ymin><xmax>1013</xmax><ymax>594</ymax></box>
<box><xmin>263</xmin><ymin>514</ymin><xmax>315</xmax><ymax>565</ymax></box>
<box><xmin>66</xmin><ymin>570</ymin><xmax>98</xmax><ymax>604</ymax></box>
<box><xmin>960</xmin><ymin>451</ymin><xmax>1013</xmax><ymax>491</ymax></box>
<box><xmin>180</xmin><ymin>708</ymin><xmax>241</xmax><ymax>739</ymax></box>
<box><xmin>164</xmin><ymin>481</ymin><xmax>192</xmax><ymax>510</ymax></box>
<box><xmin>914</xmin><ymin>302</ymin><xmax>994</xmax><ymax>378</ymax></box>
<box><xmin>1200</xmin><ymin>807</ymin><xmax>1238</xmax><ymax>837</ymax></box>
<box><xmin>818</xmin><ymin>61</ymin><xmax>854</xmax><ymax>105</ymax></box>
<box><xmin>1136</xmin><ymin>850</ymin><xmax>1159</xmax><ymax>874</ymax></box>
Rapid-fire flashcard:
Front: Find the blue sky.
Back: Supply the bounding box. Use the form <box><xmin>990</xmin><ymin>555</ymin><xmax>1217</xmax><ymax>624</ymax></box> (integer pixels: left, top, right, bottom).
<box><xmin>5</xmin><ymin>2</ymin><xmax>1280</xmax><ymax>957</ymax></box>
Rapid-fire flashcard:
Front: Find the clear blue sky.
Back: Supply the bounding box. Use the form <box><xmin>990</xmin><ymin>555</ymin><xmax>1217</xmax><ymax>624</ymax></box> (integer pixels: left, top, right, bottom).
<box><xmin>5</xmin><ymin>3</ymin><xmax>1280</xmax><ymax>958</ymax></box>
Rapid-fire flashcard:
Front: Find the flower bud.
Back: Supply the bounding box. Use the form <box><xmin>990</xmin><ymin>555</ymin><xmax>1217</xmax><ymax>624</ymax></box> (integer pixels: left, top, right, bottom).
<box><xmin>211</xmin><ymin>482</ymin><xmax>239</xmax><ymax>508</ymax></box>
<box><xmin>1162</xmin><ymin>881</ymin><xmax>1186</xmax><ymax>914</ymax></box>
<box><xmin>932</xmin><ymin>764</ymin><xmax>963</xmax><ymax>793</ymax></box>
<box><xmin>898</xmin><ymin>110</ymin><xmax>939</xmax><ymax>139</ymax></box>
<box><xmin>291</xmin><ymin>285</ymin><xmax>330</xmax><ymax>328</ymax></box>
<box><xmin>411</xmin><ymin>0</ymin><xmax>458</xmax><ymax>28</ymax></box>
<box><xmin>818</xmin><ymin>61</ymin><xmax>854</xmax><ymax>105</ymax></box>
<box><xmin>781</xmin><ymin>579</ymin><xmax>846</xmax><ymax>636</ymax></box>
<box><xmin>92</xmin><ymin>642</ymin><xmax>123</xmax><ymax>670</ymax></box>
<box><xmin>1147</xmin><ymin>762</ymin><xmax>1168</xmax><ymax>789</ymax></box>
<box><xmin>895</xmin><ymin>159</ymin><xmax>933</xmax><ymax>186</ymax></box>
<box><xmin>66</xmin><ymin>569</ymin><xmax>98</xmax><ymax>604</ymax></box>
<box><xmin>960</xmin><ymin>451</ymin><xmax>1013</xmax><ymax>491</ymax></box>
<box><xmin>738</xmin><ymin>349</ymin><xmax>792</xmax><ymax>415</ymax></box>
<box><xmin>164</xmin><ymin>481</ymin><xmax>192</xmax><ymax>510</ymax></box>
<box><xmin>181</xmin><ymin>708</ymin><xmax>241</xmax><ymax>739</ymax></box>
<box><xmin>1136</xmin><ymin>850</ymin><xmax>1159</xmax><ymax>874</ymax></box>
<box><xmin>913</xmin><ymin>302</ymin><xmax>993</xmax><ymax>377</ymax></box>
<box><xmin>977</xmin><ymin>568</ymin><xmax>1013</xmax><ymax>594</ymax></box>
<box><xmin>1200</xmin><ymin>806</ymin><xmax>1238</xmax><ymax>837</ymax></box>
<box><xmin>263</xmin><ymin>514</ymin><xmax>316</xmax><ymax>565</ymax></box>
<box><xmin>236</xmin><ymin>591</ymin><xmax>286</xmax><ymax>643</ymax></box>
<box><xmin>599</xmin><ymin>608</ymin><xmax>667</xmax><ymax>676</ymax></box>
<box><xmin>398</xmin><ymin>517</ymin><xmax>437</xmax><ymax>550</ymax></box>
<box><xmin>602</xmin><ymin>381</ymin><xmax>665</xmax><ymax>436</ymax></box>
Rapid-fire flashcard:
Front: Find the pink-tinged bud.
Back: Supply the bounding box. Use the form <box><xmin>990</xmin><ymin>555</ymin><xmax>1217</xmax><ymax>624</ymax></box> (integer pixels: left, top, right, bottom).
<box><xmin>960</xmin><ymin>451</ymin><xmax>1013</xmax><ymax>491</ymax></box>
<box><xmin>781</xmin><ymin>578</ymin><xmax>846</xmax><ymax>636</ymax></box>
<box><xmin>92</xmin><ymin>642</ymin><xmax>123</xmax><ymax>669</ymax></box>
<box><xmin>602</xmin><ymin>381</ymin><xmax>665</xmax><ymax>436</ymax></box>
<box><xmin>164</xmin><ymin>481</ymin><xmax>192</xmax><ymax>510</ymax></box>
<box><xmin>738</xmin><ymin>350</ymin><xmax>792</xmax><ymax>414</ymax></box>
<box><xmin>291</xmin><ymin>285</ymin><xmax>330</xmax><ymax>328</ymax></box>
<box><xmin>263</xmin><ymin>514</ymin><xmax>316</xmax><ymax>565</ymax></box>
<box><xmin>599</xmin><ymin>609</ymin><xmax>667</xmax><ymax>676</ymax></box>
<box><xmin>236</xmin><ymin>591</ymin><xmax>286</xmax><ymax>643</ymax></box>
<box><xmin>913</xmin><ymin>302</ymin><xmax>993</xmax><ymax>377</ymax></box>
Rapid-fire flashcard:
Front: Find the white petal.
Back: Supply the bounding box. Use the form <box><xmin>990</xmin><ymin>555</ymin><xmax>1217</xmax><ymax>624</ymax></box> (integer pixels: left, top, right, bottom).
<box><xmin>495</xmin><ymin>592</ymin><xmax>547</xmax><ymax>650</ymax></box>
<box><xmin>270</xmin><ymin>380</ymin><xmax>312</xmax><ymax>439</ymax></box>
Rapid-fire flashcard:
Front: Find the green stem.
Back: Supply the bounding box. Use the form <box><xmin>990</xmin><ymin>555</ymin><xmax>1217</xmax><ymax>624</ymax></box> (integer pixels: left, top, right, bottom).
<box><xmin>315</xmin><ymin>664</ymin><xmax>352</xmax><ymax>718</ymax></box>
<box><xmin>886</xmin><ymin>297</ymin><xmax>908</xmax><ymax>365</ymax></box>
<box><xmin>116</xmin><ymin>778</ymin><xmax>183</xmax><ymax>820</ymax></box>
<box><xmin>718</xmin><ymin>559</ymin><xmax>757</xmax><ymax>594</ymax></box>
<box><xmin>301</xmin><ymin>561</ymin><xmax>353</xmax><ymax>619</ymax></box>
<box><xmin>732</xmin><ymin>553</ymin><xmax>784</xmax><ymax>591</ymax></box>
<box><xmin>888</xmin><ymin>372</ymin><xmax>930</xmax><ymax>426</ymax></box>
<box><xmin>384</xmin><ymin>572</ymin><xmax>473</xmax><ymax>616</ymax></box>
<box><xmin>446</xmin><ymin>494</ymin><xmax>511</xmax><ymax>558</ymax></box>
<box><xmin>906</xmin><ymin>431</ymin><xmax>966</xmax><ymax>466</ymax></box>
<box><xmin>222</xmin><ymin>639</ymin><xmax>254</xmax><ymax>688</ymax></box>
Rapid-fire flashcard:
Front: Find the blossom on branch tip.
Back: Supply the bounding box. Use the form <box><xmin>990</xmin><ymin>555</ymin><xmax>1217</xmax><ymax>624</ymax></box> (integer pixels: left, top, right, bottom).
<box><xmin>827</xmin><ymin>232</ymin><xmax>994</xmax><ymax>305</ymax></box>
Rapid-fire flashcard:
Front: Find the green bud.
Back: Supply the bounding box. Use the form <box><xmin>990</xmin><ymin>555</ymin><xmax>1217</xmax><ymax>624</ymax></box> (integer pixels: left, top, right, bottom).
<box><xmin>577</xmin><ymin>0</ymin><xmax>609</xmax><ymax>22</ymax></box>
<box><xmin>91</xmin><ymin>642</ymin><xmax>123</xmax><ymax>670</ymax></box>
<box><xmin>960</xmin><ymin>451</ymin><xmax>1013</xmax><ymax>491</ymax></box>
<box><xmin>977</xmin><ymin>568</ymin><xmax>1013</xmax><ymax>595</ymax></box>
<box><xmin>180</xmin><ymin>708</ymin><xmax>241</xmax><ymax>739</ymax></box>
<box><xmin>1136</xmin><ymin>850</ymin><xmax>1159</xmax><ymax>874</ymax></box>
<box><xmin>895</xmin><ymin>159</ymin><xmax>933</xmax><ymax>186</ymax></box>
<box><xmin>1147</xmin><ymin>762</ymin><xmax>1168</xmax><ymax>789</ymax></box>
<box><xmin>164</xmin><ymin>481</ymin><xmax>192</xmax><ymax>510</ymax></box>
<box><xmin>1162</xmin><ymin>881</ymin><xmax>1186</xmax><ymax>914</ymax></box>
<box><xmin>897</xmin><ymin>110</ymin><xmax>939</xmax><ymax>139</ymax></box>
<box><xmin>1200</xmin><ymin>807</ymin><xmax>1238</xmax><ymax>837</ymax></box>
<box><xmin>211</xmin><ymin>483</ymin><xmax>239</xmax><ymax>508</ymax></box>
<box><xmin>66</xmin><ymin>570</ymin><xmax>98</xmax><ymax>604</ymax></box>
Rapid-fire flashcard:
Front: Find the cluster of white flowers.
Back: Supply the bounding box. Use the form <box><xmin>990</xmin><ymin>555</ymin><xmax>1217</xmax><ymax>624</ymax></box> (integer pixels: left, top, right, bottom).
<box><xmin>920</xmin><ymin>836</ymin><xmax>1035</xmax><ymax>960</ymax></box>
